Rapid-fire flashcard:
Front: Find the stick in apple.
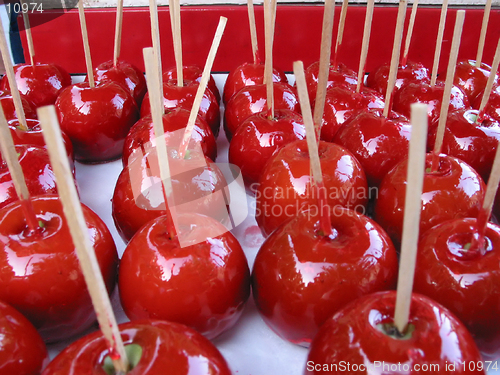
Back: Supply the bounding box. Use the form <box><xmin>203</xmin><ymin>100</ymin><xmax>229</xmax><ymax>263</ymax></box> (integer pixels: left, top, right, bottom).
<box><xmin>179</xmin><ymin>17</ymin><xmax>227</xmax><ymax>158</ymax></box>
<box><xmin>478</xmin><ymin>36</ymin><xmax>500</xmax><ymax>118</ymax></box>
<box><xmin>430</xmin><ymin>0</ymin><xmax>449</xmax><ymax>86</ymax></box>
<box><xmin>20</xmin><ymin>0</ymin><xmax>35</xmax><ymax>66</ymax></box>
<box><xmin>263</xmin><ymin>0</ymin><xmax>275</xmax><ymax>119</ymax></box>
<box><xmin>78</xmin><ymin>0</ymin><xmax>95</xmax><ymax>88</ymax></box>
<box><xmin>149</xmin><ymin>0</ymin><xmax>163</xmax><ymax>93</ymax></box>
<box><xmin>332</xmin><ymin>0</ymin><xmax>348</xmax><ymax>70</ymax></box>
<box><xmin>37</xmin><ymin>105</ymin><xmax>128</xmax><ymax>374</ymax></box>
<box><xmin>247</xmin><ymin>0</ymin><xmax>260</xmax><ymax>64</ymax></box>
<box><xmin>393</xmin><ymin>102</ymin><xmax>428</xmax><ymax>334</ymax></box>
<box><xmin>400</xmin><ymin>0</ymin><xmax>418</xmax><ymax>67</ymax></box>
<box><xmin>170</xmin><ymin>0</ymin><xmax>183</xmax><ymax>87</ymax></box>
<box><xmin>113</xmin><ymin>0</ymin><xmax>124</xmax><ymax>67</ymax></box>
<box><xmin>475</xmin><ymin>0</ymin><xmax>492</xmax><ymax>67</ymax></box>
<box><xmin>356</xmin><ymin>0</ymin><xmax>374</xmax><ymax>93</ymax></box>
<box><xmin>382</xmin><ymin>0</ymin><xmax>407</xmax><ymax>118</ymax></box>
<box><xmin>294</xmin><ymin>60</ymin><xmax>332</xmax><ymax>237</ymax></box>
<box><xmin>432</xmin><ymin>10</ymin><xmax>466</xmax><ymax>164</ymax></box>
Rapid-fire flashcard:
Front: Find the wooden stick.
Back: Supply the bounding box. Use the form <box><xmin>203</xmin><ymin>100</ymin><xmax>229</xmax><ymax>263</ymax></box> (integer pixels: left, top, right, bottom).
<box><xmin>149</xmin><ymin>0</ymin><xmax>163</xmax><ymax>95</ymax></box>
<box><xmin>476</xmin><ymin>0</ymin><xmax>492</xmax><ymax>67</ymax></box>
<box><xmin>113</xmin><ymin>0</ymin><xmax>124</xmax><ymax>66</ymax></box>
<box><xmin>394</xmin><ymin>103</ymin><xmax>428</xmax><ymax>334</ymax></box>
<box><xmin>294</xmin><ymin>60</ymin><xmax>332</xmax><ymax>237</ymax></box>
<box><xmin>478</xmin><ymin>37</ymin><xmax>500</xmax><ymax>115</ymax></box>
<box><xmin>313</xmin><ymin>0</ymin><xmax>335</xmax><ymax>140</ymax></box>
<box><xmin>38</xmin><ymin>105</ymin><xmax>128</xmax><ymax>374</ymax></box>
<box><xmin>401</xmin><ymin>0</ymin><xmax>418</xmax><ymax>66</ymax></box>
<box><xmin>356</xmin><ymin>0</ymin><xmax>375</xmax><ymax>93</ymax></box>
<box><xmin>477</xmin><ymin>143</ymin><xmax>500</xmax><ymax>238</ymax></box>
<box><xmin>78</xmin><ymin>0</ymin><xmax>94</xmax><ymax>88</ymax></box>
<box><xmin>20</xmin><ymin>0</ymin><xmax>35</xmax><ymax>66</ymax></box>
<box><xmin>172</xmin><ymin>0</ymin><xmax>183</xmax><ymax>87</ymax></box>
<box><xmin>179</xmin><ymin>17</ymin><xmax>227</xmax><ymax>158</ymax></box>
<box><xmin>382</xmin><ymin>0</ymin><xmax>407</xmax><ymax>118</ymax></box>
<box><xmin>247</xmin><ymin>0</ymin><xmax>260</xmax><ymax>64</ymax></box>
<box><xmin>0</xmin><ymin>105</ymin><xmax>38</xmax><ymax>232</ymax></box>
<box><xmin>433</xmin><ymin>10</ymin><xmax>466</xmax><ymax>157</ymax></box>
<box><xmin>430</xmin><ymin>0</ymin><xmax>449</xmax><ymax>86</ymax></box>
<box><xmin>263</xmin><ymin>0</ymin><xmax>274</xmax><ymax>119</ymax></box>
<box><xmin>332</xmin><ymin>0</ymin><xmax>348</xmax><ymax>69</ymax></box>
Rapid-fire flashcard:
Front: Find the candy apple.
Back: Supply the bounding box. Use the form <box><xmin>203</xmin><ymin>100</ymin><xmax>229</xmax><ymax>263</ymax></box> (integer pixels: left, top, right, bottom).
<box><xmin>122</xmin><ymin>107</ymin><xmax>217</xmax><ymax>166</ymax></box>
<box><xmin>474</xmin><ymin>84</ymin><xmax>500</xmax><ymax>120</ymax></box>
<box><xmin>92</xmin><ymin>59</ymin><xmax>147</xmax><ymax>107</ymax></box>
<box><xmin>393</xmin><ymin>81</ymin><xmax>470</xmax><ymax>124</ymax></box>
<box><xmin>112</xmin><ymin>147</ymin><xmax>228</xmax><ymax>243</ymax></box>
<box><xmin>140</xmin><ymin>79</ymin><xmax>220</xmax><ymax>138</ymax></box>
<box><xmin>0</xmin><ymin>195</ymin><xmax>118</xmax><ymax>343</ymax></box>
<box><xmin>0</xmin><ymin>92</ymin><xmax>37</xmax><ymax>121</ymax></box>
<box><xmin>414</xmin><ymin>217</ymin><xmax>500</xmax><ymax>360</ymax></box>
<box><xmin>224</xmin><ymin>82</ymin><xmax>300</xmax><ymax>141</ymax></box>
<box><xmin>252</xmin><ymin>207</ymin><xmax>398</xmax><ymax>346</ymax></box>
<box><xmin>366</xmin><ymin>60</ymin><xmax>430</xmax><ymax>96</ymax></box>
<box><xmin>305</xmin><ymin>291</ymin><xmax>485</xmax><ymax>374</ymax></box>
<box><xmin>222</xmin><ymin>62</ymin><xmax>288</xmax><ymax>104</ymax></box>
<box><xmin>304</xmin><ymin>61</ymin><xmax>357</xmax><ymax>103</ymax></box>
<box><xmin>428</xmin><ymin>109</ymin><xmax>500</xmax><ymax>182</ymax></box>
<box><xmin>374</xmin><ymin>153</ymin><xmax>485</xmax><ymax>249</ymax></box>
<box><xmin>333</xmin><ymin>108</ymin><xmax>411</xmax><ymax>188</ymax></box>
<box><xmin>228</xmin><ymin>108</ymin><xmax>306</xmax><ymax>188</ymax></box>
<box><xmin>163</xmin><ymin>65</ymin><xmax>221</xmax><ymax>103</ymax></box>
<box><xmin>119</xmin><ymin>213</ymin><xmax>250</xmax><ymax>339</ymax></box>
<box><xmin>254</xmin><ymin>139</ymin><xmax>368</xmax><ymax>237</ymax></box>
<box><xmin>320</xmin><ymin>86</ymin><xmax>385</xmax><ymax>142</ymax></box>
<box><xmin>55</xmin><ymin>81</ymin><xmax>139</xmax><ymax>163</ymax></box>
<box><xmin>0</xmin><ymin>63</ymin><xmax>71</xmax><ymax>108</ymax></box>
<box><xmin>41</xmin><ymin>319</ymin><xmax>231</xmax><ymax>375</ymax></box>
<box><xmin>0</xmin><ymin>300</ymin><xmax>49</xmax><ymax>375</ymax></box>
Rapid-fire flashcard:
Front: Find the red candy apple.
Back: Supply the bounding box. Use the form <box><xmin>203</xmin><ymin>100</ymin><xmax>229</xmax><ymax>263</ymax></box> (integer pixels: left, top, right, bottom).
<box><xmin>93</xmin><ymin>59</ymin><xmax>147</xmax><ymax>107</ymax></box>
<box><xmin>254</xmin><ymin>139</ymin><xmax>368</xmax><ymax>237</ymax></box>
<box><xmin>0</xmin><ymin>195</ymin><xmax>118</xmax><ymax>343</ymax></box>
<box><xmin>414</xmin><ymin>218</ymin><xmax>500</xmax><ymax>360</ymax></box>
<box><xmin>0</xmin><ymin>63</ymin><xmax>71</xmax><ymax>108</ymax></box>
<box><xmin>140</xmin><ymin>79</ymin><xmax>220</xmax><ymax>138</ymax></box>
<box><xmin>163</xmin><ymin>65</ymin><xmax>221</xmax><ymax>103</ymax></box>
<box><xmin>374</xmin><ymin>153</ymin><xmax>485</xmax><ymax>249</ymax></box>
<box><xmin>42</xmin><ymin>320</ymin><xmax>231</xmax><ymax>375</ymax></box>
<box><xmin>0</xmin><ymin>92</ymin><xmax>37</xmax><ymax>121</ymax></box>
<box><xmin>252</xmin><ymin>207</ymin><xmax>398</xmax><ymax>346</ymax></box>
<box><xmin>333</xmin><ymin>108</ymin><xmax>411</xmax><ymax>187</ymax></box>
<box><xmin>228</xmin><ymin>108</ymin><xmax>306</xmax><ymax>188</ymax></box>
<box><xmin>0</xmin><ymin>300</ymin><xmax>49</xmax><ymax>375</ymax></box>
<box><xmin>304</xmin><ymin>61</ymin><xmax>357</xmax><ymax>103</ymax></box>
<box><xmin>119</xmin><ymin>213</ymin><xmax>250</xmax><ymax>339</ymax></box>
<box><xmin>55</xmin><ymin>81</ymin><xmax>139</xmax><ymax>163</ymax></box>
<box><xmin>305</xmin><ymin>291</ymin><xmax>485</xmax><ymax>374</ymax></box>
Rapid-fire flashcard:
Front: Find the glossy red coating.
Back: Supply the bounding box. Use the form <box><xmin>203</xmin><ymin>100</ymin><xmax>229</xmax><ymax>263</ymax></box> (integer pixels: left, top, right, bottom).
<box><xmin>93</xmin><ymin>59</ymin><xmax>147</xmax><ymax>107</ymax></box>
<box><xmin>224</xmin><ymin>82</ymin><xmax>300</xmax><ymax>140</ymax></box>
<box><xmin>428</xmin><ymin>109</ymin><xmax>500</xmax><ymax>182</ymax></box>
<box><xmin>255</xmin><ymin>140</ymin><xmax>368</xmax><ymax>237</ymax></box>
<box><xmin>228</xmin><ymin>109</ymin><xmax>306</xmax><ymax>188</ymax></box>
<box><xmin>112</xmin><ymin>149</ymin><xmax>228</xmax><ymax>243</ymax></box>
<box><xmin>140</xmin><ymin>79</ymin><xmax>220</xmax><ymax>138</ymax></box>
<box><xmin>474</xmin><ymin>84</ymin><xmax>500</xmax><ymax>121</ymax></box>
<box><xmin>0</xmin><ymin>93</ymin><xmax>37</xmax><ymax>121</ymax></box>
<box><xmin>333</xmin><ymin>108</ymin><xmax>411</xmax><ymax>188</ymax></box>
<box><xmin>122</xmin><ymin>108</ymin><xmax>217</xmax><ymax>166</ymax></box>
<box><xmin>374</xmin><ymin>153</ymin><xmax>485</xmax><ymax>249</ymax></box>
<box><xmin>304</xmin><ymin>61</ymin><xmax>357</xmax><ymax>103</ymax></box>
<box><xmin>0</xmin><ymin>63</ymin><xmax>71</xmax><ymax>108</ymax></box>
<box><xmin>414</xmin><ymin>218</ymin><xmax>500</xmax><ymax>360</ymax></box>
<box><xmin>55</xmin><ymin>81</ymin><xmax>139</xmax><ymax>163</ymax></box>
<box><xmin>0</xmin><ymin>195</ymin><xmax>118</xmax><ymax>343</ymax></box>
<box><xmin>41</xmin><ymin>320</ymin><xmax>232</xmax><ymax>375</ymax></box>
<box><xmin>119</xmin><ymin>214</ymin><xmax>250</xmax><ymax>339</ymax></box>
<box><xmin>252</xmin><ymin>208</ymin><xmax>398</xmax><ymax>347</ymax></box>
<box><xmin>320</xmin><ymin>86</ymin><xmax>385</xmax><ymax>142</ymax></box>
<box><xmin>393</xmin><ymin>81</ymin><xmax>470</xmax><ymax>124</ymax></box>
<box><xmin>305</xmin><ymin>291</ymin><xmax>485</xmax><ymax>374</ymax></box>
<box><xmin>163</xmin><ymin>65</ymin><xmax>221</xmax><ymax>103</ymax></box>
<box><xmin>0</xmin><ymin>300</ymin><xmax>49</xmax><ymax>375</ymax></box>
<box><xmin>222</xmin><ymin>62</ymin><xmax>288</xmax><ymax>104</ymax></box>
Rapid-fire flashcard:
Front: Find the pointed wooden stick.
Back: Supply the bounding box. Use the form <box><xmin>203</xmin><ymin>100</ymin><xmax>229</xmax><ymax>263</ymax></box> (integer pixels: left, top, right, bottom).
<box><xmin>476</xmin><ymin>0</ymin><xmax>492</xmax><ymax>67</ymax></box>
<box><xmin>179</xmin><ymin>17</ymin><xmax>227</xmax><ymax>158</ymax></box>
<box><xmin>172</xmin><ymin>0</ymin><xmax>183</xmax><ymax>87</ymax></box>
<box><xmin>430</xmin><ymin>0</ymin><xmax>449</xmax><ymax>86</ymax></box>
<box><xmin>20</xmin><ymin>0</ymin><xmax>35</xmax><ymax>66</ymax></box>
<box><xmin>113</xmin><ymin>0</ymin><xmax>124</xmax><ymax>66</ymax></box>
<box><xmin>247</xmin><ymin>0</ymin><xmax>260</xmax><ymax>64</ymax></box>
<box><xmin>78</xmin><ymin>0</ymin><xmax>94</xmax><ymax>87</ymax></box>
<box><xmin>432</xmin><ymin>10</ymin><xmax>466</xmax><ymax>158</ymax></box>
<box><xmin>263</xmin><ymin>0</ymin><xmax>274</xmax><ymax>119</ymax></box>
<box><xmin>394</xmin><ymin>103</ymin><xmax>428</xmax><ymax>334</ymax></box>
<box><xmin>478</xmin><ymin>37</ymin><xmax>500</xmax><ymax>116</ymax></box>
<box><xmin>356</xmin><ymin>0</ymin><xmax>374</xmax><ymax>93</ymax></box>
<box><xmin>0</xmin><ymin>15</ymin><xmax>27</xmax><ymax>131</ymax></box>
<box><xmin>313</xmin><ymin>0</ymin><xmax>335</xmax><ymax>139</ymax></box>
<box><xmin>382</xmin><ymin>0</ymin><xmax>407</xmax><ymax>118</ymax></box>
<box><xmin>401</xmin><ymin>0</ymin><xmax>418</xmax><ymax>66</ymax></box>
<box><xmin>38</xmin><ymin>105</ymin><xmax>128</xmax><ymax>375</ymax></box>
<box><xmin>332</xmin><ymin>0</ymin><xmax>348</xmax><ymax>69</ymax></box>
<box><xmin>477</xmin><ymin>142</ymin><xmax>500</xmax><ymax>240</ymax></box>
<box><xmin>149</xmin><ymin>0</ymin><xmax>163</xmax><ymax>96</ymax></box>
